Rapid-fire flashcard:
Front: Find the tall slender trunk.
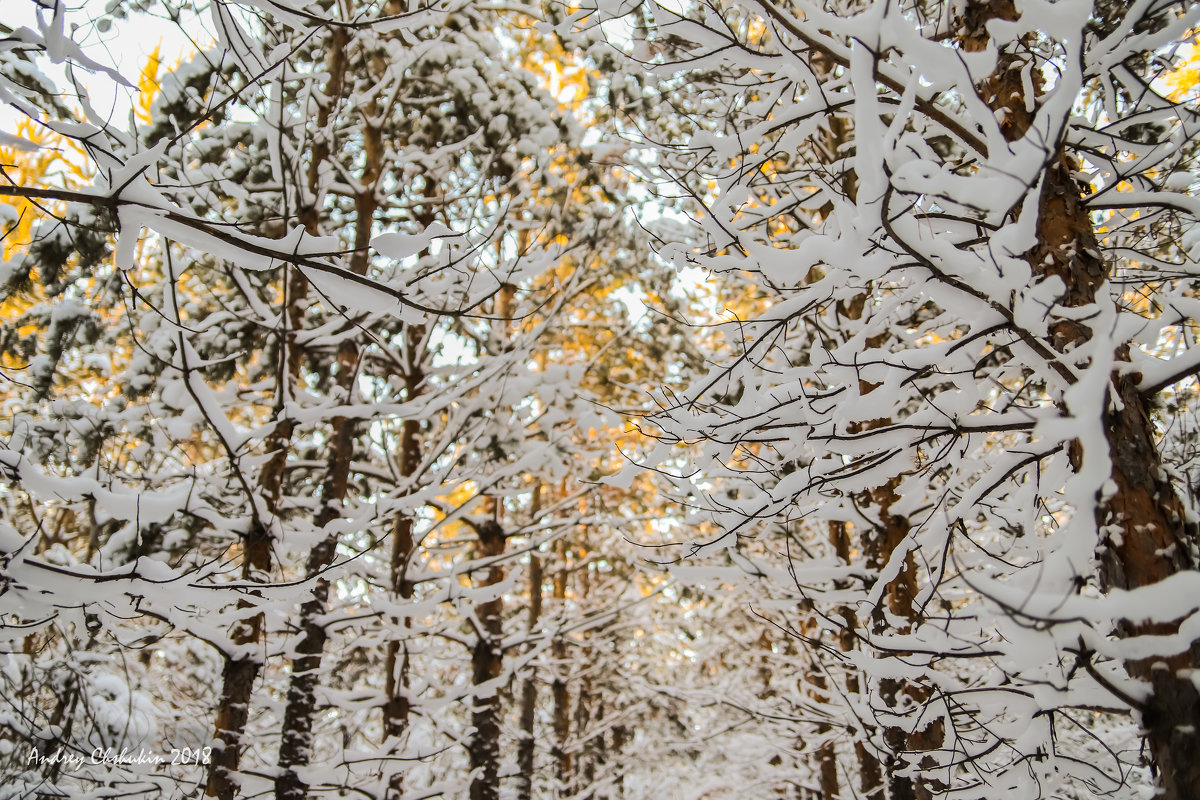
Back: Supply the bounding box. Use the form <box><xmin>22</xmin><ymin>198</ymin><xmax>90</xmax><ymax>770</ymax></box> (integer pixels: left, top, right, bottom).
<box><xmin>795</xmin><ymin>600</ymin><xmax>838</xmax><ymax>800</ymax></box>
<box><xmin>469</xmin><ymin>516</ymin><xmax>507</xmax><ymax>800</ymax></box>
<box><xmin>274</xmin><ymin>56</ymin><xmax>378</xmax><ymax>798</ymax></box>
<box><xmin>551</xmin><ymin>536</ymin><xmax>571</xmax><ymax>795</ymax></box>
<box><xmin>466</xmin><ymin>284</ymin><xmax>518</xmax><ymax>800</ymax></box>
<box><xmin>827</xmin><ymin>522</ymin><xmax>883</xmax><ymax>800</ymax></box>
<box><xmin>838</xmin><ymin>330</ymin><xmax>934</xmax><ymax>797</ymax></box>
<box><xmin>382</xmin><ymin>506</ymin><xmax>415</xmax><ymax>800</ymax></box>
<box><xmin>590</xmin><ymin>696</ymin><xmax>606</xmax><ymax>798</ymax></box>
<box><xmin>610</xmin><ymin>724</ymin><xmax>628</xmax><ymax>800</ymax></box>
<box><xmin>205</xmin><ymin>24</ymin><xmax>349</xmax><ymax>799</ymax></box>
<box><xmin>573</xmin><ymin>675</ymin><xmax>594</xmax><ymax>795</ymax></box>
<box><xmin>517</xmin><ymin>486</ymin><xmax>543</xmax><ymax>800</ymax></box>
<box><xmin>205</xmin><ymin>516</ymin><xmax>273</xmax><ymax>799</ymax></box>
<box><xmin>572</xmin><ymin>523</ymin><xmax>595</xmax><ymax>797</ymax></box>
<box><xmin>810</xmin><ymin>56</ymin><xmax>895</xmax><ymax>800</ymax></box>
<box><xmin>207</xmin><ymin>264</ymin><xmax>306</xmax><ymax>798</ymax></box>
<box><xmin>274</xmin><ymin>338</ymin><xmax>360</xmax><ymax>800</ymax></box>
<box><xmin>865</xmin><ymin>479</ymin><xmax>938</xmax><ymax>800</ymax></box>
<box><xmin>382</xmin><ymin>321</ymin><xmax>425</xmax><ymax>799</ymax></box>
<box><xmin>812</xmin><ymin>677</ymin><xmax>839</xmax><ymax>800</ymax></box>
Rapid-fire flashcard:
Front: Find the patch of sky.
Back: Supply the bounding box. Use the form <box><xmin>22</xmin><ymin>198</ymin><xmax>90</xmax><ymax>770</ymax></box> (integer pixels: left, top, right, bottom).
<box><xmin>2</xmin><ymin>0</ymin><xmax>207</xmax><ymax>136</ymax></box>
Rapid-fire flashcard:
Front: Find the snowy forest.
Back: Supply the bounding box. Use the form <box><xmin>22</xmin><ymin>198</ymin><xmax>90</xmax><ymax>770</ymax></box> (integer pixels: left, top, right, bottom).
<box><xmin>4</xmin><ymin>0</ymin><xmax>1200</xmax><ymax>798</ymax></box>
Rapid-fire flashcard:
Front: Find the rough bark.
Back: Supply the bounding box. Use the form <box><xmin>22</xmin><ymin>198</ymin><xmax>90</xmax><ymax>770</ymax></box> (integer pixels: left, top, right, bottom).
<box><xmin>958</xmin><ymin>2</ymin><xmax>1200</xmax><ymax>796</ymax></box>
<box><xmin>862</xmin><ymin>478</ymin><xmax>938</xmax><ymax>800</ymax></box>
<box><xmin>205</xmin><ymin>23</ymin><xmax>347</xmax><ymax>794</ymax></box>
<box><xmin>813</xmin><ymin>674</ymin><xmax>840</xmax><ymax>800</ymax></box>
<box><xmin>205</xmin><ymin>520</ymin><xmax>272</xmax><ymax>799</ymax></box>
<box><xmin>1042</xmin><ymin>154</ymin><xmax>1200</xmax><ymax>800</ymax></box>
<box><xmin>551</xmin><ymin>536</ymin><xmax>571</xmax><ymax>794</ymax></box>
<box><xmin>814</xmin><ymin>60</ymin><xmax>913</xmax><ymax>798</ymax></box>
<box><xmin>572</xmin><ymin>525</ymin><xmax>596</xmax><ymax>796</ymax></box>
<box><xmin>855</xmin><ymin>736</ymin><xmax>885</xmax><ymax>800</ymax></box>
<box><xmin>270</xmin><ymin>30</ymin><xmax>387</xmax><ymax>794</ymax></box>
<box><xmin>516</xmin><ymin>486</ymin><xmax>543</xmax><ymax>800</ymax></box>
<box><xmin>383</xmin><ymin>506</ymin><xmax>415</xmax><ymax>800</ymax></box>
<box><xmin>468</xmin><ymin>517</ymin><xmax>507</xmax><ymax>800</ymax></box>
<box><xmin>842</xmin><ymin>335</ymin><xmax>936</xmax><ymax>799</ymax></box>
<box><xmin>610</xmin><ymin>724</ymin><xmax>628</xmax><ymax>799</ymax></box>
<box><xmin>274</xmin><ymin>338</ymin><xmax>360</xmax><ymax>800</ymax></box>
<box><xmin>573</xmin><ymin>675</ymin><xmax>595</xmax><ymax>795</ymax></box>
<box><xmin>827</xmin><ymin>522</ymin><xmax>884</xmax><ymax>800</ymax></box>
<box><xmin>382</xmin><ymin>321</ymin><xmax>425</xmax><ymax>799</ymax></box>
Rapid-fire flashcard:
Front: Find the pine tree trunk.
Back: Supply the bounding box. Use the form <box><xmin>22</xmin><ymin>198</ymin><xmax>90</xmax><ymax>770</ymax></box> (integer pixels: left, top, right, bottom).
<box><xmin>827</xmin><ymin>522</ymin><xmax>884</xmax><ymax>799</ymax></box>
<box><xmin>206</xmin><ymin>139</ymin><xmax>315</xmax><ymax>800</ymax></box>
<box><xmin>959</xmin><ymin>3</ymin><xmax>1200</xmax><ymax>796</ymax></box>
<box><xmin>383</xmin><ymin>507</ymin><xmax>415</xmax><ymax>800</ymax></box>
<box><xmin>867</xmin><ymin>484</ymin><xmax>937</xmax><ymax>800</ymax></box>
<box><xmin>516</xmin><ymin>627</ymin><xmax>539</xmax><ymax>800</ymax></box>
<box><xmin>516</xmin><ymin>488</ymin><xmax>543</xmax><ymax>800</ymax></box>
<box><xmin>551</xmin><ymin>537</ymin><xmax>571</xmax><ymax>795</ymax></box>
<box><xmin>469</xmin><ymin>518</ymin><xmax>507</xmax><ymax>800</ymax></box>
<box><xmin>573</xmin><ymin>526</ymin><xmax>595</xmax><ymax>797</ymax></box>
<box><xmin>207</xmin><ymin>261</ymin><xmax>306</xmax><ymax>798</ymax></box>
<box><xmin>573</xmin><ymin>676</ymin><xmax>594</xmax><ymax>795</ymax></box>
<box><xmin>813</xmin><ymin>695</ymin><xmax>839</xmax><ymax>800</ymax></box>
<box><xmin>205</xmin><ymin>521</ymin><xmax>271</xmax><ymax>799</ymax></box>
<box><xmin>208</xmin><ymin>25</ymin><xmax>349</xmax><ymax>799</ymax></box>
<box><xmin>273</xmin><ymin>532</ymin><xmax>340</xmax><ymax>800</ymax></box>
<box><xmin>842</xmin><ymin>343</ymin><xmax>936</xmax><ymax>798</ymax></box>
<box><xmin>813</xmin><ymin>68</ymin><xmax>924</xmax><ymax>797</ymax></box>
<box><xmin>382</xmin><ymin>325</ymin><xmax>424</xmax><ymax>799</ymax></box>
<box><xmin>274</xmin><ymin>340</ymin><xmax>359</xmax><ymax>800</ymax></box>
<box><xmin>273</xmin><ymin>47</ymin><xmax>382</xmax><ymax>793</ymax></box>
<box><xmin>1039</xmin><ymin>151</ymin><xmax>1200</xmax><ymax>800</ymax></box>
<box><xmin>797</xmin><ymin>597</ymin><xmax>840</xmax><ymax>800</ymax></box>
<box><xmin>855</xmin><ymin>736</ymin><xmax>884</xmax><ymax>800</ymax></box>
<box><xmin>610</xmin><ymin>725</ymin><xmax>628</xmax><ymax>800</ymax></box>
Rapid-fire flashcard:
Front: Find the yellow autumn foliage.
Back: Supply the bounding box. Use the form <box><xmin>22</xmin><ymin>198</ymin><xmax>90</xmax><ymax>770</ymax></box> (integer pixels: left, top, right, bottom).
<box><xmin>1164</xmin><ymin>39</ymin><xmax>1200</xmax><ymax>101</ymax></box>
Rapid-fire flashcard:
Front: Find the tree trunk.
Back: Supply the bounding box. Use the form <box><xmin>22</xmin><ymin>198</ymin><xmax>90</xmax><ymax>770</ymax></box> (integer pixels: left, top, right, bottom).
<box><xmin>865</xmin><ymin>481</ymin><xmax>937</xmax><ymax>800</ymax></box>
<box><xmin>382</xmin><ymin>323</ymin><xmax>425</xmax><ymax>798</ymax></box>
<box><xmin>207</xmin><ymin>24</ymin><xmax>349</xmax><ymax>799</ymax></box>
<box><xmin>272</xmin><ymin>42</ymin><xmax>384</xmax><ymax>793</ymax></box>
<box><xmin>573</xmin><ymin>675</ymin><xmax>594</xmax><ymax>795</ymax></box>
<box><xmin>516</xmin><ymin>486</ymin><xmax>543</xmax><ymax>800</ymax></box>
<box><xmin>797</xmin><ymin>596</ymin><xmax>840</xmax><ymax>800</ymax></box>
<box><xmin>610</xmin><ymin>724</ymin><xmax>628</xmax><ymax>800</ymax></box>
<box><xmin>207</xmin><ymin>264</ymin><xmax>306</xmax><ymax>798</ymax></box>
<box><xmin>959</xmin><ymin>2</ymin><xmax>1200</xmax><ymax>796</ymax></box>
<box><xmin>814</xmin><ymin>64</ymin><xmax>925</xmax><ymax>797</ymax></box>
<box><xmin>840</xmin><ymin>335</ymin><xmax>935</xmax><ymax>799</ymax></box>
<box><xmin>551</xmin><ymin>537</ymin><xmax>571</xmax><ymax>795</ymax></box>
<box><xmin>813</xmin><ymin>685</ymin><xmax>839</xmax><ymax>800</ymax></box>
<box><xmin>573</xmin><ymin>524</ymin><xmax>595</xmax><ymax>797</ymax></box>
<box><xmin>274</xmin><ymin>340</ymin><xmax>360</xmax><ymax>800</ymax></box>
<box><xmin>205</xmin><ymin>520</ymin><xmax>272</xmax><ymax>799</ymax></box>
<box><xmin>827</xmin><ymin>522</ymin><xmax>884</xmax><ymax>800</ymax></box>
<box><xmin>469</xmin><ymin>517</ymin><xmax>507</xmax><ymax>800</ymax></box>
<box><xmin>1041</xmin><ymin>150</ymin><xmax>1200</xmax><ymax>800</ymax></box>
<box><xmin>383</xmin><ymin>507</ymin><xmax>415</xmax><ymax>800</ymax></box>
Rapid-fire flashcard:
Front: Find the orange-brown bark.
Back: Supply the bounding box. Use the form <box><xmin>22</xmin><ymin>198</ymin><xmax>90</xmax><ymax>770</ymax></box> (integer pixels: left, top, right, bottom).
<box><xmin>468</xmin><ymin>516</ymin><xmax>507</xmax><ymax>800</ymax></box>
<box><xmin>958</xmin><ymin>3</ymin><xmax>1200</xmax><ymax>795</ymax></box>
<box><xmin>205</xmin><ymin>26</ymin><xmax>349</xmax><ymax>796</ymax></box>
<box><xmin>517</xmin><ymin>486</ymin><xmax>543</xmax><ymax>800</ymax></box>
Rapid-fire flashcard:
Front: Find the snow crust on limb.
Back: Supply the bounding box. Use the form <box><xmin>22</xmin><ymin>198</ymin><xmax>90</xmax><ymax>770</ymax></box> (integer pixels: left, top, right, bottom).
<box><xmin>584</xmin><ymin>0</ymin><xmax>1200</xmax><ymax>796</ymax></box>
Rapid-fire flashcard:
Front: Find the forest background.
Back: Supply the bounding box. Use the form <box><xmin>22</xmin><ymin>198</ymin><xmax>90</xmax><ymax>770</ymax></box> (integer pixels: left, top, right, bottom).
<box><xmin>3</xmin><ymin>0</ymin><xmax>1200</xmax><ymax>799</ymax></box>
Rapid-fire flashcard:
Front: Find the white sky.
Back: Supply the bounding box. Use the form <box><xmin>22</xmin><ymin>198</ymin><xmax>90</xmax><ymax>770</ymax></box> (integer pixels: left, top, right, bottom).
<box><xmin>4</xmin><ymin>0</ymin><xmax>200</xmax><ymax>136</ymax></box>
